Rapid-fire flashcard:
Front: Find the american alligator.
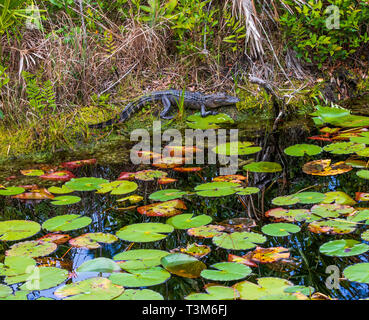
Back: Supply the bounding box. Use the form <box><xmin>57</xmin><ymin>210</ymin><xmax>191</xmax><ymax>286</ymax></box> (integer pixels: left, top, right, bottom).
<box><xmin>88</xmin><ymin>90</ymin><xmax>240</xmax><ymax>129</ymax></box>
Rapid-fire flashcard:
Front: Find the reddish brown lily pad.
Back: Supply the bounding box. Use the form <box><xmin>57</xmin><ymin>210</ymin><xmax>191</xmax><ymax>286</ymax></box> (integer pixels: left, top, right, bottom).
<box><xmin>137</xmin><ymin>199</ymin><xmax>187</xmax><ymax>217</ymax></box>
<box><xmin>40</xmin><ymin>171</ymin><xmax>76</xmax><ymax>182</ymax></box>
<box><xmin>302</xmin><ymin>159</ymin><xmax>352</xmax><ymax>176</ymax></box>
<box><xmin>250</xmin><ymin>246</ymin><xmax>290</xmax><ymax>264</ymax></box>
<box><xmin>117</xmin><ymin>172</ymin><xmax>136</xmax><ymax>181</ymax></box>
<box><xmin>173</xmin><ymin>167</ymin><xmax>203</xmax><ymax>172</ymax></box>
<box><xmin>158</xmin><ymin>177</ymin><xmax>178</xmax><ymax>185</ymax></box>
<box><xmin>12</xmin><ymin>188</ymin><xmax>55</xmax><ymax>200</ymax></box>
<box><xmin>228</xmin><ymin>253</ymin><xmax>258</xmax><ymax>267</ymax></box>
<box><xmin>152</xmin><ymin>157</ymin><xmax>184</xmax><ymax>169</ymax></box>
<box><xmin>308</xmin><ymin>219</ymin><xmax>357</xmax><ymax>235</ymax></box>
<box><xmin>37</xmin><ymin>233</ymin><xmax>71</xmax><ymax>245</ymax></box>
<box><xmin>356</xmin><ymin>192</ymin><xmax>369</xmax><ymax>201</ymax></box>
<box><xmin>187</xmin><ymin>225</ymin><xmax>225</xmax><ymax>238</ymax></box>
<box><xmin>61</xmin><ymin>159</ymin><xmax>97</xmax><ymax>170</ymax></box>
<box><xmin>213</xmin><ymin>175</ymin><xmax>248</xmax><ymax>183</ymax></box>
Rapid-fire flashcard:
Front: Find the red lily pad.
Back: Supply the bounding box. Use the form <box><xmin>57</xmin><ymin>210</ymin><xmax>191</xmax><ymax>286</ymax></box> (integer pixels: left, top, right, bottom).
<box><xmin>228</xmin><ymin>253</ymin><xmax>258</xmax><ymax>267</ymax></box>
<box><xmin>117</xmin><ymin>172</ymin><xmax>136</xmax><ymax>181</ymax></box>
<box><xmin>11</xmin><ymin>188</ymin><xmax>55</xmax><ymax>200</ymax></box>
<box><xmin>40</xmin><ymin>171</ymin><xmax>76</xmax><ymax>182</ymax></box>
<box><xmin>158</xmin><ymin>177</ymin><xmax>178</xmax><ymax>185</ymax></box>
<box><xmin>61</xmin><ymin>159</ymin><xmax>97</xmax><ymax>170</ymax></box>
<box><xmin>355</xmin><ymin>192</ymin><xmax>369</xmax><ymax>201</ymax></box>
<box><xmin>137</xmin><ymin>199</ymin><xmax>187</xmax><ymax>217</ymax></box>
<box><xmin>37</xmin><ymin>233</ymin><xmax>71</xmax><ymax>245</ymax></box>
<box><xmin>173</xmin><ymin>167</ymin><xmax>203</xmax><ymax>172</ymax></box>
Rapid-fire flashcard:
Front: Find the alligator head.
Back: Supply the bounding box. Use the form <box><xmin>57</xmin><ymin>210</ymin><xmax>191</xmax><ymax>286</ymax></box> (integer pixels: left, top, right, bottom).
<box><xmin>204</xmin><ymin>92</ymin><xmax>240</xmax><ymax>108</ymax></box>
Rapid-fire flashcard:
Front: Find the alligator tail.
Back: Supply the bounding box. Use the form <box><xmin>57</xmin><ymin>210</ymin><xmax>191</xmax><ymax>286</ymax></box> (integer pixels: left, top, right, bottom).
<box><xmin>88</xmin><ymin>115</ymin><xmax>120</xmax><ymax>129</ymax></box>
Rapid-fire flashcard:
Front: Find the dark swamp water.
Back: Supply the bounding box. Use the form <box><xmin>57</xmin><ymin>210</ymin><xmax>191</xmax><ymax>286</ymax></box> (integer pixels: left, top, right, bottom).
<box><xmin>1</xmin><ymin>110</ymin><xmax>369</xmax><ymax>301</ymax></box>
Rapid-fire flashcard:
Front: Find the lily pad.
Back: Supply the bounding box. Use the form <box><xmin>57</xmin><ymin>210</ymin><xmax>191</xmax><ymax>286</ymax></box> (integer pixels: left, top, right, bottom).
<box><xmin>233</xmin><ymin>277</ymin><xmax>297</xmax><ymax>300</ymax></box>
<box><xmin>50</xmin><ymin>195</ymin><xmax>81</xmax><ymax>206</ymax></box>
<box><xmin>18</xmin><ymin>266</ymin><xmax>69</xmax><ymax>291</ymax></box>
<box><xmin>166</xmin><ymin>213</ymin><xmax>212</xmax><ymax>229</ymax></box>
<box><xmin>319</xmin><ymin>239</ymin><xmax>369</xmax><ymax>257</ymax></box>
<box><xmin>243</xmin><ymin>162</ymin><xmax>282</xmax><ymax>173</ymax></box>
<box><xmin>77</xmin><ymin>258</ymin><xmax>121</xmax><ymax>273</ymax></box>
<box><xmin>48</xmin><ymin>185</ymin><xmax>74</xmax><ymax>194</ymax></box>
<box><xmin>271</xmin><ymin>195</ymin><xmax>299</xmax><ymax>206</ymax></box>
<box><xmin>20</xmin><ymin>169</ymin><xmax>44</xmax><ymax>176</ymax></box>
<box><xmin>61</xmin><ymin>159</ymin><xmax>97</xmax><ymax>170</ymax></box>
<box><xmin>171</xmin><ymin>243</ymin><xmax>211</xmax><ymax>259</ymax></box>
<box><xmin>302</xmin><ymin>159</ymin><xmax>352</xmax><ymax>176</ymax></box>
<box><xmin>114</xmin><ymin>289</ymin><xmax>164</xmax><ymax>300</ymax></box>
<box><xmin>212</xmin><ymin>232</ymin><xmax>266</xmax><ymax>250</ymax></box>
<box><xmin>116</xmin><ymin>223</ymin><xmax>174</xmax><ymax>242</ymax></box>
<box><xmin>322</xmin><ymin>191</ymin><xmax>356</xmax><ymax>205</ymax></box>
<box><xmin>0</xmin><ymin>284</ymin><xmax>12</xmax><ymax>298</ymax></box>
<box><xmin>42</xmin><ymin>214</ymin><xmax>92</xmax><ymax>232</ymax></box>
<box><xmin>323</xmin><ymin>142</ymin><xmax>365</xmax><ymax>154</ymax></box>
<box><xmin>96</xmin><ymin>180</ymin><xmax>138</xmax><ymax>195</ymax></box>
<box><xmin>65</xmin><ymin>177</ymin><xmax>108</xmax><ymax>191</ymax></box>
<box><xmin>194</xmin><ymin>182</ymin><xmax>240</xmax><ymax>197</ymax></box>
<box><xmin>113</xmin><ymin>249</ymin><xmax>169</xmax><ymax>270</ymax></box>
<box><xmin>0</xmin><ymin>187</ymin><xmax>25</xmax><ymax>196</ymax></box>
<box><xmin>212</xmin><ymin>141</ymin><xmax>261</xmax><ymax>156</ymax></box>
<box><xmin>213</xmin><ymin>175</ymin><xmax>247</xmax><ymax>183</ymax></box>
<box><xmin>149</xmin><ymin>189</ymin><xmax>188</xmax><ymax>201</ymax></box>
<box><xmin>343</xmin><ymin>263</ymin><xmax>369</xmax><ymax>284</ymax></box>
<box><xmin>265</xmin><ymin>208</ymin><xmax>317</xmax><ymax>223</ymax></box>
<box><xmin>0</xmin><ymin>220</ymin><xmax>41</xmax><ymax>241</ymax></box>
<box><xmin>161</xmin><ymin>253</ymin><xmax>206</xmax><ymax>278</ymax></box>
<box><xmin>0</xmin><ymin>256</ymin><xmax>36</xmax><ymax>284</ymax></box>
<box><xmin>357</xmin><ymin>170</ymin><xmax>369</xmax><ymax>180</ymax></box>
<box><xmin>137</xmin><ymin>199</ymin><xmax>187</xmax><ymax>217</ymax></box>
<box><xmin>261</xmin><ymin>223</ymin><xmax>300</xmax><ymax>237</ymax></box>
<box><xmin>236</xmin><ymin>187</ymin><xmax>260</xmax><ymax>195</ymax></box>
<box><xmin>134</xmin><ymin>170</ymin><xmax>167</xmax><ymax>181</ymax></box>
<box><xmin>185</xmin><ymin>285</ymin><xmax>240</xmax><ymax>300</ymax></box>
<box><xmin>40</xmin><ymin>171</ymin><xmax>76</xmax><ymax>182</ymax></box>
<box><xmin>186</xmin><ymin>112</ymin><xmax>234</xmax><ymax>129</ymax></box>
<box><xmin>54</xmin><ymin>277</ymin><xmax>123</xmax><ymax>300</ymax></box>
<box><xmin>200</xmin><ymin>262</ymin><xmax>251</xmax><ymax>281</ymax></box>
<box><xmin>6</xmin><ymin>240</ymin><xmax>57</xmax><ymax>258</ymax></box>
<box><xmin>250</xmin><ymin>247</ymin><xmax>290</xmax><ymax>264</ymax></box>
<box><xmin>109</xmin><ymin>267</ymin><xmax>171</xmax><ymax>287</ymax></box>
<box><xmin>187</xmin><ymin>225</ymin><xmax>225</xmax><ymax>238</ymax></box>
<box><xmin>69</xmin><ymin>233</ymin><xmax>118</xmax><ymax>249</ymax></box>
<box><xmin>284</xmin><ymin>144</ymin><xmax>322</xmax><ymax>157</ymax></box>
<box><xmin>308</xmin><ymin>219</ymin><xmax>357</xmax><ymax>235</ymax></box>
<box><xmin>294</xmin><ymin>192</ymin><xmax>326</xmax><ymax>204</ymax></box>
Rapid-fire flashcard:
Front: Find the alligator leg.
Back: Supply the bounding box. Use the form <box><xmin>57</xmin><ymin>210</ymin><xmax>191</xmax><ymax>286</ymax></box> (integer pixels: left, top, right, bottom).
<box><xmin>160</xmin><ymin>96</ymin><xmax>174</xmax><ymax>120</ymax></box>
<box><xmin>201</xmin><ymin>104</ymin><xmax>213</xmax><ymax>117</ymax></box>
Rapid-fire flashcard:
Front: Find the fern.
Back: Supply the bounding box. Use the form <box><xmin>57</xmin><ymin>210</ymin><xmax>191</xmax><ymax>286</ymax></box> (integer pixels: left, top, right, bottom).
<box><xmin>22</xmin><ymin>71</ymin><xmax>57</xmax><ymax>115</ymax></box>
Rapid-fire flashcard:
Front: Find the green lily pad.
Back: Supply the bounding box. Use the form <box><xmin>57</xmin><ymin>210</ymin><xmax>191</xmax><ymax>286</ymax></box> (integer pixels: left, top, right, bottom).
<box><xmin>109</xmin><ymin>267</ymin><xmax>171</xmax><ymax>287</ymax></box>
<box><xmin>236</xmin><ymin>187</ymin><xmax>260</xmax><ymax>195</ymax></box>
<box><xmin>65</xmin><ymin>177</ymin><xmax>109</xmax><ymax>191</ymax></box>
<box><xmin>0</xmin><ymin>187</ymin><xmax>25</xmax><ymax>196</ymax></box>
<box><xmin>0</xmin><ymin>256</ymin><xmax>36</xmax><ymax>280</ymax></box>
<box><xmin>6</xmin><ymin>240</ymin><xmax>57</xmax><ymax>258</ymax></box>
<box><xmin>323</xmin><ymin>142</ymin><xmax>365</xmax><ymax>154</ymax></box>
<box><xmin>212</xmin><ymin>141</ymin><xmax>261</xmax><ymax>156</ymax></box>
<box><xmin>319</xmin><ymin>239</ymin><xmax>369</xmax><ymax>257</ymax></box>
<box><xmin>186</xmin><ymin>112</ymin><xmax>234</xmax><ymax>129</ymax></box>
<box><xmin>284</xmin><ymin>286</ymin><xmax>315</xmax><ymax>296</ymax></box>
<box><xmin>311</xmin><ymin>204</ymin><xmax>355</xmax><ymax>218</ymax></box>
<box><xmin>116</xmin><ymin>223</ymin><xmax>174</xmax><ymax>242</ymax></box>
<box><xmin>54</xmin><ymin>277</ymin><xmax>124</xmax><ymax>300</ymax></box>
<box><xmin>134</xmin><ymin>170</ymin><xmax>167</xmax><ymax>181</ymax></box>
<box><xmin>271</xmin><ymin>195</ymin><xmax>299</xmax><ymax>206</ymax></box>
<box><xmin>149</xmin><ymin>189</ymin><xmax>188</xmax><ymax>201</ymax></box>
<box><xmin>0</xmin><ymin>220</ymin><xmax>41</xmax><ymax>241</ymax></box>
<box><xmin>212</xmin><ymin>232</ymin><xmax>266</xmax><ymax>250</ymax></box>
<box><xmin>233</xmin><ymin>277</ymin><xmax>296</xmax><ymax>300</ymax></box>
<box><xmin>361</xmin><ymin>230</ymin><xmax>369</xmax><ymax>241</ymax></box>
<box><xmin>48</xmin><ymin>185</ymin><xmax>74</xmax><ymax>194</ymax></box>
<box><xmin>114</xmin><ymin>289</ymin><xmax>164</xmax><ymax>300</ymax></box>
<box><xmin>96</xmin><ymin>180</ymin><xmax>138</xmax><ymax>195</ymax></box>
<box><xmin>77</xmin><ymin>258</ymin><xmax>121</xmax><ymax>273</ymax></box>
<box><xmin>357</xmin><ymin>170</ymin><xmax>369</xmax><ymax>180</ymax></box>
<box><xmin>69</xmin><ymin>232</ymin><xmax>118</xmax><ymax>249</ymax></box>
<box><xmin>356</xmin><ymin>148</ymin><xmax>369</xmax><ymax>157</ymax></box>
<box><xmin>0</xmin><ymin>284</ymin><xmax>12</xmax><ymax>298</ymax></box>
<box><xmin>42</xmin><ymin>214</ymin><xmax>92</xmax><ymax>232</ymax></box>
<box><xmin>50</xmin><ymin>195</ymin><xmax>81</xmax><ymax>206</ymax></box>
<box><xmin>194</xmin><ymin>182</ymin><xmax>240</xmax><ymax>197</ymax></box>
<box><xmin>187</xmin><ymin>225</ymin><xmax>225</xmax><ymax>238</ymax></box>
<box><xmin>185</xmin><ymin>285</ymin><xmax>240</xmax><ymax>300</ymax></box>
<box><xmin>161</xmin><ymin>253</ymin><xmax>206</xmax><ymax>278</ymax></box>
<box><xmin>201</xmin><ymin>262</ymin><xmax>252</xmax><ymax>281</ymax></box>
<box><xmin>166</xmin><ymin>213</ymin><xmax>212</xmax><ymax>230</ymax></box>
<box><xmin>265</xmin><ymin>208</ymin><xmax>317</xmax><ymax>223</ymax></box>
<box><xmin>19</xmin><ymin>266</ymin><xmax>69</xmax><ymax>291</ymax></box>
<box><xmin>113</xmin><ymin>249</ymin><xmax>169</xmax><ymax>270</ymax></box>
<box><xmin>294</xmin><ymin>192</ymin><xmax>326</xmax><ymax>204</ymax></box>
<box><xmin>308</xmin><ymin>219</ymin><xmax>357</xmax><ymax>234</ymax></box>
<box><xmin>261</xmin><ymin>223</ymin><xmax>300</xmax><ymax>237</ymax></box>
<box><xmin>20</xmin><ymin>169</ymin><xmax>45</xmax><ymax>176</ymax></box>
<box><xmin>343</xmin><ymin>263</ymin><xmax>369</xmax><ymax>284</ymax></box>
<box><xmin>284</xmin><ymin>144</ymin><xmax>322</xmax><ymax>157</ymax></box>
<box><xmin>243</xmin><ymin>162</ymin><xmax>282</xmax><ymax>173</ymax></box>
<box><xmin>322</xmin><ymin>191</ymin><xmax>356</xmax><ymax>206</ymax></box>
